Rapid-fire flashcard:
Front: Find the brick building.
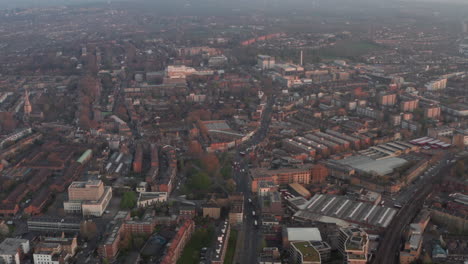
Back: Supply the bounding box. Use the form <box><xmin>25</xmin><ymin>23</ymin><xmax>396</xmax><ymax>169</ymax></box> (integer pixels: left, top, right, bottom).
<box><xmin>160</xmin><ymin>220</ymin><xmax>195</xmax><ymax>264</ymax></box>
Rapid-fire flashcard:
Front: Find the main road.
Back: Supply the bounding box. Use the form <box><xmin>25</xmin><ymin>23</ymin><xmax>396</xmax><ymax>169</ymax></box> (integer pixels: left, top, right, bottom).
<box><xmin>372</xmin><ymin>153</ymin><xmax>455</xmax><ymax>264</ymax></box>
<box><xmin>233</xmin><ymin>95</ymin><xmax>274</xmax><ymax>264</ymax></box>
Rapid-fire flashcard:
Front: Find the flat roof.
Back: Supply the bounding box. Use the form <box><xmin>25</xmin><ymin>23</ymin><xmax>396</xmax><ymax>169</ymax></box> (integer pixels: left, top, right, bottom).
<box><xmin>0</xmin><ymin>238</ymin><xmax>28</xmax><ymax>255</ymax></box>
<box><xmin>291</xmin><ymin>241</ymin><xmax>320</xmax><ymax>262</ymax></box>
<box><xmin>334</xmin><ymin>155</ymin><xmax>407</xmax><ymax>175</ymax></box>
<box><xmin>203</xmin><ymin>120</ymin><xmax>231</xmax><ymax>131</ymax></box>
<box><xmin>287</xmin><ymin>227</ymin><xmax>322</xmax><ymax>242</ymax></box>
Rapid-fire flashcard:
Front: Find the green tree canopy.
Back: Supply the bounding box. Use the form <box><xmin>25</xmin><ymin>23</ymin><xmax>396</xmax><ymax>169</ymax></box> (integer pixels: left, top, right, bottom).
<box><xmin>120</xmin><ymin>191</ymin><xmax>137</xmax><ymax>210</ymax></box>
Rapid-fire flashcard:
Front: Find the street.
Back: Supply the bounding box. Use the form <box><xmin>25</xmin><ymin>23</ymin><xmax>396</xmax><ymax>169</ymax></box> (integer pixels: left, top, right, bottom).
<box><xmin>233</xmin><ymin>95</ymin><xmax>274</xmax><ymax>264</ymax></box>
<box><xmin>372</xmin><ymin>153</ymin><xmax>456</xmax><ymax>264</ymax></box>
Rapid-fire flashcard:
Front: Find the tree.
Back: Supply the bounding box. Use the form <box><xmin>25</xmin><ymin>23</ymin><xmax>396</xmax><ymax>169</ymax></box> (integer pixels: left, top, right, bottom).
<box><xmin>225</xmin><ymin>179</ymin><xmax>236</xmax><ymax>193</ymax></box>
<box><xmin>200</xmin><ymin>154</ymin><xmax>220</xmax><ymax>175</ymax></box>
<box><xmin>188</xmin><ymin>172</ymin><xmax>212</xmax><ymax>191</ymax></box>
<box><xmin>221</xmin><ymin>165</ymin><xmax>232</xmax><ymax>180</ymax></box>
<box><xmin>120</xmin><ymin>191</ymin><xmax>137</xmax><ymax>209</ymax></box>
<box><xmin>188</xmin><ymin>140</ymin><xmax>203</xmax><ymax>157</ymax></box>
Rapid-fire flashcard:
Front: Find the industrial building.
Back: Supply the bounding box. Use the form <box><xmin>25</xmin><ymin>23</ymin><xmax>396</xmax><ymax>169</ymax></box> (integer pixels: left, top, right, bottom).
<box><xmin>292</xmin><ymin>194</ymin><xmax>398</xmax><ymax>229</ymax></box>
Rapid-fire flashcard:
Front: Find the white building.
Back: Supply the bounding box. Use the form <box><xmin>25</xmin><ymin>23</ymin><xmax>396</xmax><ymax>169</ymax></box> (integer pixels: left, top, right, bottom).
<box><xmin>165</xmin><ymin>65</ymin><xmax>196</xmax><ymax>79</ymax></box>
<box><xmin>0</xmin><ymin>238</ymin><xmax>30</xmax><ymax>264</ymax></box>
<box><xmin>136</xmin><ymin>182</ymin><xmax>148</xmax><ymax>193</ymax></box>
<box><xmin>33</xmin><ymin>253</ymin><xmax>59</xmax><ymax>264</ymax></box>
<box><xmin>137</xmin><ymin>192</ymin><xmax>168</xmax><ymax>208</ymax></box>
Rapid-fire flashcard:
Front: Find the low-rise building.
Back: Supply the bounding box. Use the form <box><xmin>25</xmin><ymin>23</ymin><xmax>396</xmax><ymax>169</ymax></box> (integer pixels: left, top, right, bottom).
<box><xmin>33</xmin><ymin>236</ymin><xmax>78</xmax><ymax>264</ymax></box>
<box><xmin>251</xmin><ymin>165</ymin><xmax>314</xmax><ymax>192</ymax></box>
<box><xmin>27</xmin><ymin>217</ymin><xmax>81</xmax><ymax>233</ymax></box>
<box><xmin>210</xmin><ymin>220</ymin><xmax>230</xmax><ymax>264</ymax></box>
<box><xmin>137</xmin><ymin>192</ymin><xmax>168</xmax><ymax>208</ymax></box>
<box><xmin>228</xmin><ymin>194</ymin><xmax>244</xmax><ymax>225</ymax></box>
<box><xmin>289</xmin><ymin>241</ymin><xmax>321</xmax><ymax>264</ymax></box>
<box><xmin>160</xmin><ymin>220</ymin><xmax>195</xmax><ymax>264</ymax></box>
<box><xmin>338</xmin><ymin>228</ymin><xmax>369</xmax><ymax>264</ymax></box>
<box><xmin>0</xmin><ymin>238</ymin><xmax>30</xmax><ymax>264</ymax></box>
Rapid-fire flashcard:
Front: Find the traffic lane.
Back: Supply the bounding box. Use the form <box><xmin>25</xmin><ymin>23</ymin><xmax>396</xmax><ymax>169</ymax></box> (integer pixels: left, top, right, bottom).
<box><xmin>372</xmin><ymin>155</ymin><xmax>455</xmax><ymax>264</ymax></box>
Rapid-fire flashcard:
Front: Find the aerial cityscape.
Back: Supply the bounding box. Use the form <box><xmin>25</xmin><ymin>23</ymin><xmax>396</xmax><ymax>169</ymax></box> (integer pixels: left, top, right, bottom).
<box><xmin>0</xmin><ymin>0</ymin><xmax>467</xmax><ymax>264</ymax></box>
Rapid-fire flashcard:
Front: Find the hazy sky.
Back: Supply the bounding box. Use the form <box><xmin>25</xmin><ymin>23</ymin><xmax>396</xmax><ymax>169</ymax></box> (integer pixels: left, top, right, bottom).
<box><xmin>0</xmin><ymin>0</ymin><xmax>467</xmax><ymax>10</ymax></box>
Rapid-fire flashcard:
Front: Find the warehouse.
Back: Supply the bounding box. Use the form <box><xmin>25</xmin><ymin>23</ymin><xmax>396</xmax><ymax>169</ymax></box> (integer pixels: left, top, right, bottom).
<box><xmin>292</xmin><ymin>194</ymin><xmax>397</xmax><ymax>229</ymax></box>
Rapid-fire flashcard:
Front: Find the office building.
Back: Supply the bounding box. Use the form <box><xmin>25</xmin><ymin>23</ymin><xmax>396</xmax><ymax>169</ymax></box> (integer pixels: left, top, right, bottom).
<box><xmin>63</xmin><ymin>180</ymin><xmax>112</xmax><ymax>217</ymax></box>
<box><xmin>258</xmin><ymin>55</ymin><xmax>276</xmax><ymax>70</ymax></box>
<box><xmin>338</xmin><ymin>228</ymin><xmax>369</xmax><ymax>264</ymax></box>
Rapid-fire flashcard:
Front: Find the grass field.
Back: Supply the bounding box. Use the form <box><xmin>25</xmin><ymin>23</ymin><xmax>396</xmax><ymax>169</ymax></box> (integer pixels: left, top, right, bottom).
<box><xmin>223</xmin><ymin>229</ymin><xmax>238</xmax><ymax>264</ymax></box>
<box><xmin>177</xmin><ymin>227</ymin><xmax>214</xmax><ymax>264</ymax></box>
<box><xmin>317</xmin><ymin>39</ymin><xmax>386</xmax><ymax>60</ymax></box>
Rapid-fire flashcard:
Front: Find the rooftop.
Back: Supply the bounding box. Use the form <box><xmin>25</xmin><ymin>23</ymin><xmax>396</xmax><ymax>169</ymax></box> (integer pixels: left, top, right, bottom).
<box><xmin>291</xmin><ymin>241</ymin><xmax>320</xmax><ymax>263</ymax></box>
<box><xmin>293</xmin><ymin>194</ymin><xmax>397</xmax><ymax>228</ymax></box>
<box><xmin>334</xmin><ymin>155</ymin><xmax>407</xmax><ymax>175</ymax></box>
<box><xmin>0</xmin><ymin>238</ymin><xmax>28</xmax><ymax>255</ymax></box>
<box><xmin>286</xmin><ymin>227</ymin><xmax>322</xmax><ymax>242</ymax></box>
<box><xmin>69</xmin><ymin>180</ymin><xmax>102</xmax><ymax>189</ymax></box>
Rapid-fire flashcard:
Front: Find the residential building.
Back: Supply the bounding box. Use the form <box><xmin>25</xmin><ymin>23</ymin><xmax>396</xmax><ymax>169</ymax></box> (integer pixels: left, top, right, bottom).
<box><xmin>0</xmin><ymin>238</ymin><xmax>30</xmax><ymax>264</ymax></box>
<box><xmin>453</xmin><ymin>129</ymin><xmax>468</xmax><ymax>148</ymax></box>
<box><xmin>251</xmin><ymin>165</ymin><xmax>314</xmax><ymax>192</ymax></box>
<box><xmin>160</xmin><ymin>220</ymin><xmax>195</xmax><ymax>264</ymax></box>
<box><xmin>210</xmin><ymin>220</ymin><xmax>230</xmax><ymax>264</ymax></box>
<box><xmin>377</xmin><ymin>92</ymin><xmax>397</xmax><ymax>106</ymax></box>
<box><xmin>228</xmin><ymin>194</ymin><xmax>244</xmax><ymax>225</ymax></box>
<box><xmin>424</xmin><ymin>106</ymin><xmax>441</xmax><ymax>119</ymax></box>
<box><xmin>427</xmin><ymin>126</ymin><xmax>454</xmax><ymax>138</ymax></box>
<box><xmin>33</xmin><ymin>236</ymin><xmax>78</xmax><ymax>264</ymax></box>
<box><xmin>400</xmin><ymin>99</ymin><xmax>419</xmax><ymax>112</ymax></box>
<box><xmin>425</xmin><ymin>78</ymin><xmax>447</xmax><ymax>91</ymax></box>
